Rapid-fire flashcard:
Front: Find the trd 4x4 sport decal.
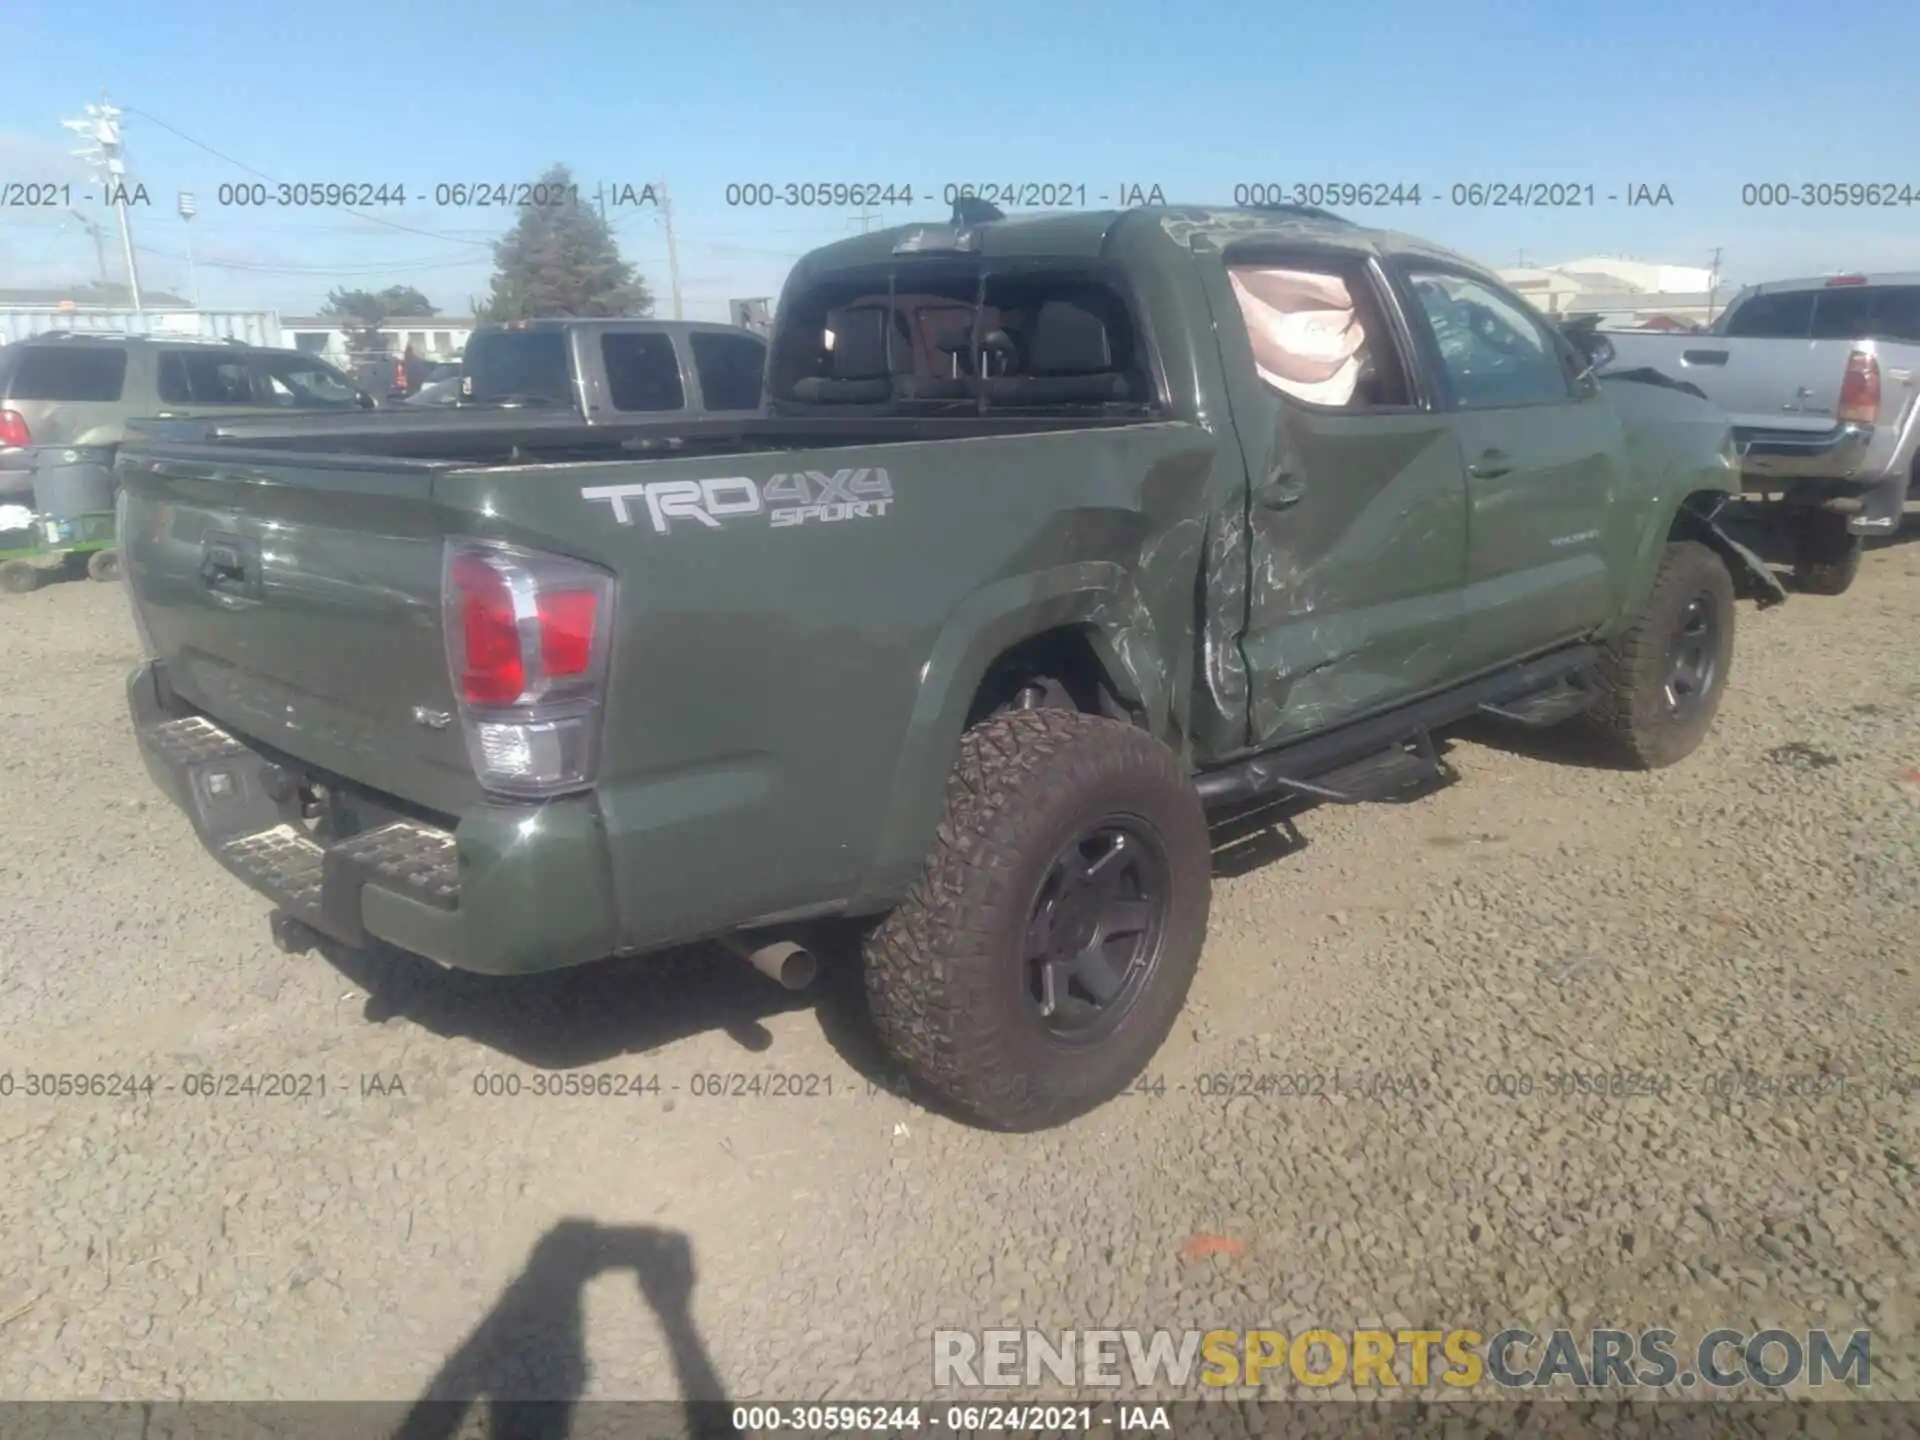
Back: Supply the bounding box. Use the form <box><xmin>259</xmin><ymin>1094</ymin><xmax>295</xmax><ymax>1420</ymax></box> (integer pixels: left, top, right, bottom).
<box><xmin>582</xmin><ymin>468</ymin><xmax>894</xmax><ymax>534</ymax></box>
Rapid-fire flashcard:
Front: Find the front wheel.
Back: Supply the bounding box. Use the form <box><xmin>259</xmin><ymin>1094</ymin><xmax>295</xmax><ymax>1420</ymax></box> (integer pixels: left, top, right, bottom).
<box><xmin>1579</xmin><ymin>540</ymin><xmax>1735</xmax><ymax>769</ymax></box>
<box><xmin>863</xmin><ymin>709</ymin><xmax>1212</xmax><ymax>1130</ymax></box>
<box><xmin>87</xmin><ymin>549</ymin><xmax>120</xmax><ymax>583</ymax></box>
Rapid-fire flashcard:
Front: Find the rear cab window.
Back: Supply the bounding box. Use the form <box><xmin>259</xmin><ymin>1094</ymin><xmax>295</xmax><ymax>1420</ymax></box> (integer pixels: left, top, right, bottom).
<box><xmin>600</xmin><ymin>331</ymin><xmax>686</xmax><ymax>412</ymax></box>
<box><xmin>768</xmin><ymin>260</ymin><xmax>1161</xmax><ymax>416</ymax></box>
<box><xmin>1810</xmin><ymin>284</ymin><xmax>1920</xmax><ymax>342</ymax></box>
<box><xmin>689</xmin><ymin>331</ymin><xmax>767</xmax><ymax>410</ymax></box>
<box><xmin>1863</xmin><ymin>287</ymin><xmax>1920</xmax><ymax>343</ymax></box>
<box><xmin>1726</xmin><ymin>283</ymin><xmax>1920</xmax><ymax>343</ymax></box>
<box><xmin>461</xmin><ymin>329</ymin><xmax>574</xmax><ymax>405</ymax></box>
<box><xmin>0</xmin><ymin>345</ymin><xmax>129</xmax><ymax>402</ymax></box>
<box><xmin>1720</xmin><ymin>290</ymin><xmax>1816</xmax><ymax>338</ymax></box>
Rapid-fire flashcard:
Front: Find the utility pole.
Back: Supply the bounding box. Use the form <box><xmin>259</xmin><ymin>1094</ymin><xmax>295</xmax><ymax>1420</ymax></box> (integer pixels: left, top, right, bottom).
<box><xmin>62</xmin><ymin>92</ymin><xmax>143</xmax><ymax>313</ymax></box>
<box><xmin>1705</xmin><ymin>246</ymin><xmax>1723</xmax><ymax>327</ymax></box>
<box><xmin>657</xmin><ymin>181</ymin><xmax>683</xmax><ymax>320</ymax></box>
<box><xmin>69</xmin><ymin>209</ymin><xmax>109</xmax><ymax>285</ymax></box>
<box><xmin>853</xmin><ymin>203</ymin><xmax>879</xmax><ymax>234</ymax></box>
<box><xmin>178</xmin><ymin>191</ymin><xmax>200</xmax><ymax>309</ymax></box>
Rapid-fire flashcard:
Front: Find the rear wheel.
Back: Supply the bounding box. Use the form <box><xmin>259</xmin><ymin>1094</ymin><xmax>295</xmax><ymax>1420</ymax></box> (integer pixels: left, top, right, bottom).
<box><xmin>1579</xmin><ymin>540</ymin><xmax>1735</xmax><ymax>769</ymax></box>
<box><xmin>1791</xmin><ymin>511</ymin><xmax>1863</xmax><ymax>596</ymax></box>
<box><xmin>863</xmin><ymin>708</ymin><xmax>1211</xmax><ymax>1130</ymax></box>
<box><xmin>87</xmin><ymin>549</ymin><xmax>120</xmax><ymax>583</ymax></box>
<box><xmin>0</xmin><ymin>559</ymin><xmax>39</xmax><ymax>594</ymax></box>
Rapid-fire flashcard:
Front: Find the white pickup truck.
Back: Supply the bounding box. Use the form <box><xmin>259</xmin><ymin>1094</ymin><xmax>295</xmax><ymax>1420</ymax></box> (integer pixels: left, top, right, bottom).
<box><xmin>1590</xmin><ymin>273</ymin><xmax>1919</xmax><ymax>594</ymax></box>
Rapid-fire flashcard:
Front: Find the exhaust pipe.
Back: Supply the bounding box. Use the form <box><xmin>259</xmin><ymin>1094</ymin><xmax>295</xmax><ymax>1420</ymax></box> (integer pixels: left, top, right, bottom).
<box><xmin>722</xmin><ymin>935</ymin><xmax>818</xmax><ymax>990</ymax></box>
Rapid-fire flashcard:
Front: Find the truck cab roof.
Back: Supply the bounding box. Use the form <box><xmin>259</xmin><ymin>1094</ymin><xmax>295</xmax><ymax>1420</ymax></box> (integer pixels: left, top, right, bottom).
<box><xmin>471</xmin><ymin>317</ymin><xmax>756</xmax><ymax>336</ymax></box>
<box><xmin>788</xmin><ymin>204</ymin><xmax>1492</xmax><ymax>282</ymax></box>
<box><xmin>1730</xmin><ymin>270</ymin><xmax>1920</xmax><ymax>295</ymax></box>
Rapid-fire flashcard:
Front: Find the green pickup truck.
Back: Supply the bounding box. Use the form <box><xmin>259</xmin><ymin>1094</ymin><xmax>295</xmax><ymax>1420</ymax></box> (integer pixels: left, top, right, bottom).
<box><xmin>117</xmin><ymin>202</ymin><xmax>1784</xmax><ymax>1130</ymax></box>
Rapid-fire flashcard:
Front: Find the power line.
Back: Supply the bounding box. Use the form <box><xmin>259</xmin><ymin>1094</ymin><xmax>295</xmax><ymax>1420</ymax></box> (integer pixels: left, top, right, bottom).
<box><xmin>120</xmin><ymin>106</ymin><xmax>496</xmax><ymax>250</ymax></box>
<box><xmin>132</xmin><ymin>242</ymin><xmax>486</xmax><ymax>277</ymax></box>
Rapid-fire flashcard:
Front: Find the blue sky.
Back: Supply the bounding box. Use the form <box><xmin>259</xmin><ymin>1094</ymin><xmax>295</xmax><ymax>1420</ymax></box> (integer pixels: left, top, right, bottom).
<box><xmin>3</xmin><ymin>0</ymin><xmax>1916</xmax><ymax>321</ymax></box>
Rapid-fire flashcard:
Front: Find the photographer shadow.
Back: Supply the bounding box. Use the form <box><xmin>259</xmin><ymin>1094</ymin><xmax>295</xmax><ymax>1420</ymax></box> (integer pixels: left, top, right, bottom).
<box><xmin>392</xmin><ymin>1219</ymin><xmax>740</xmax><ymax>1440</ymax></box>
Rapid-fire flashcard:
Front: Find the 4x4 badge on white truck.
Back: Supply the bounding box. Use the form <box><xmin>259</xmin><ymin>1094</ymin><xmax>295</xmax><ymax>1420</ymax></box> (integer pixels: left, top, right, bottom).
<box><xmin>582</xmin><ymin>468</ymin><xmax>894</xmax><ymax>534</ymax></box>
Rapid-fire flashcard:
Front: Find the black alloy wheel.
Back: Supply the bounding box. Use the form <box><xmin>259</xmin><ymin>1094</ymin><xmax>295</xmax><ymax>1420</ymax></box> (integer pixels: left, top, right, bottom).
<box><xmin>1023</xmin><ymin>820</ymin><xmax>1169</xmax><ymax>1041</ymax></box>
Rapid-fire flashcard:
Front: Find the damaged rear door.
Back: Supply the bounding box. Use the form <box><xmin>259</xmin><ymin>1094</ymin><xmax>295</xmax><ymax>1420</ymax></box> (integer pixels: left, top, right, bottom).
<box><xmin>1195</xmin><ymin>242</ymin><xmax>1469</xmax><ymax>749</ymax></box>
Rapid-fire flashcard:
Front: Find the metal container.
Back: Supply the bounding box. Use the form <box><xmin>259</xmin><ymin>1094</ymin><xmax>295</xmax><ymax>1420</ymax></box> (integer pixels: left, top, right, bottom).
<box><xmin>29</xmin><ymin>445</ymin><xmax>118</xmax><ymax>520</ymax></box>
<box><xmin>0</xmin><ymin>308</ymin><xmax>284</xmax><ymax>348</ymax></box>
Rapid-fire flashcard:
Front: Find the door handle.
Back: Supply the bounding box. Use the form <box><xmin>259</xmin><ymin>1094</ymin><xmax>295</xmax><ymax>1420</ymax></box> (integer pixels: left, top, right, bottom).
<box><xmin>1467</xmin><ymin>450</ymin><xmax>1513</xmax><ymax>480</ymax></box>
<box><xmin>1681</xmin><ymin>349</ymin><xmax>1729</xmax><ymax>366</ymax></box>
<box><xmin>1254</xmin><ymin>472</ymin><xmax>1306</xmax><ymax>510</ymax></box>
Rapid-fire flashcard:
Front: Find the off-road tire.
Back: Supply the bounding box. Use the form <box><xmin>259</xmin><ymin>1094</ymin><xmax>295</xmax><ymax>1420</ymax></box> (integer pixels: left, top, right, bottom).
<box><xmin>1791</xmin><ymin>513</ymin><xmax>1863</xmax><ymax>596</ymax></box>
<box><xmin>87</xmin><ymin>549</ymin><xmax>120</xmax><ymax>583</ymax></box>
<box><xmin>1579</xmin><ymin>540</ymin><xmax>1734</xmax><ymax>769</ymax></box>
<box><xmin>0</xmin><ymin>559</ymin><xmax>38</xmax><ymax>594</ymax></box>
<box><xmin>863</xmin><ymin>708</ymin><xmax>1211</xmax><ymax>1131</ymax></box>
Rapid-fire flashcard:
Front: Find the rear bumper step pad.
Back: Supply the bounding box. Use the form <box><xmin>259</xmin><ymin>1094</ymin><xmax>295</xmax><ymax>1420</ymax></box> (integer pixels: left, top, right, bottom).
<box><xmin>140</xmin><ymin>712</ymin><xmax>461</xmax><ymax>948</ymax></box>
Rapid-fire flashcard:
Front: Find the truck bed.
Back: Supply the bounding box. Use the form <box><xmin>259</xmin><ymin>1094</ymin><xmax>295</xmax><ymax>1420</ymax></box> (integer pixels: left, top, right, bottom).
<box><xmin>116</xmin><ymin>409</ymin><xmax>1220</xmax><ymax>956</ymax></box>
<box><xmin>122</xmin><ymin>409</ymin><xmax>1153</xmax><ymax>466</ymax></box>
<box><xmin>1599</xmin><ymin>331</ymin><xmax>1919</xmax><ymax>486</ymax></box>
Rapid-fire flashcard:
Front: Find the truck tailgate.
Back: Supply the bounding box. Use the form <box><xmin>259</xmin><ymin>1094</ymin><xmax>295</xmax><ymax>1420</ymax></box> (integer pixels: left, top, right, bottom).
<box><xmin>119</xmin><ymin>446</ymin><xmax>480</xmax><ymax>817</ymax></box>
<box><xmin>1602</xmin><ymin>332</ymin><xmax>1855</xmax><ymax>436</ymax></box>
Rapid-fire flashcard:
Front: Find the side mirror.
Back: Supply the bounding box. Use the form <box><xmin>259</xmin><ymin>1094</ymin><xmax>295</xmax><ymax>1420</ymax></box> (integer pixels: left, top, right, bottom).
<box><xmin>355</xmin><ymin>389</ymin><xmax>377</xmax><ymax>409</ymax></box>
<box><xmin>1561</xmin><ymin>319</ymin><xmax>1615</xmax><ymax>375</ymax></box>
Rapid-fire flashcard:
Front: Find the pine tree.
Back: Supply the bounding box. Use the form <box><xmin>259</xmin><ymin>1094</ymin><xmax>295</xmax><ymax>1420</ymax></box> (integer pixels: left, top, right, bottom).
<box><xmin>318</xmin><ymin>285</ymin><xmax>437</xmax><ymax>353</ymax></box>
<box><xmin>479</xmin><ymin>164</ymin><xmax>653</xmax><ymax>321</ymax></box>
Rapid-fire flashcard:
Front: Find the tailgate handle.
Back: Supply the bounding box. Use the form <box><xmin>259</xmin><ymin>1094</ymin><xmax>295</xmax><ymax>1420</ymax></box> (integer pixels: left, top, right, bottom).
<box><xmin>1681</xmin><ymin>349</ymin><xmax>1728</xmax><ymax>366</ymax></box>
<box><xmin>199</xmin><ymin>532</ymin><xmax>262</xmax><ymax>599</ymax></box>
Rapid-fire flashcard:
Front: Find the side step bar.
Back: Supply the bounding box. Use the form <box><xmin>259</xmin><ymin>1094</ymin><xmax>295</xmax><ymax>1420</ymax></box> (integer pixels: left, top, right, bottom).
<box><xmin>1194</xmin><ymin>645</ymin><xmax>1596</xmax><ymax>810</ymax></box>
<box><xmin>1476</xmin><ymin>677</ymin><xmax>1596</xmax><ymax>728</ymax></box>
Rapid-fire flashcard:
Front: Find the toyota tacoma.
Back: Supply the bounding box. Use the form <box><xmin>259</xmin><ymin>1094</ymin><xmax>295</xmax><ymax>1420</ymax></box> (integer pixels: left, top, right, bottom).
<box><xmin>117</xmin><ymin>201</ymin><xmax>1784</xmax><ymax>1130</ymax></box>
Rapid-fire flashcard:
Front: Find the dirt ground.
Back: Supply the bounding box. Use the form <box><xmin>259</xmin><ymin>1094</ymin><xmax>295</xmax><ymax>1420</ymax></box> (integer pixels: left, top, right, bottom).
<box><xmin>1</xmin><ymin>528</ymin><xmax>1916</xmax><ymax>1408</ymax></box>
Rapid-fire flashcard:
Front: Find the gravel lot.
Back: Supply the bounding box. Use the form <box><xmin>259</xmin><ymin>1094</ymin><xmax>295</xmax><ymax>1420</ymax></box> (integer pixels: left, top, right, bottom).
<box><xmin>1</xmin><ymin>529</ymin><xmax>1916</xmax><ymax>1410</ymax></box>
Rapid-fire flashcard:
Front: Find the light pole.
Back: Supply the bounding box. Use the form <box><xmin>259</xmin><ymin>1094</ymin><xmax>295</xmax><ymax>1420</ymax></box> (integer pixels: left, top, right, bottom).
<box><xmin>62</xmin><ymin>96</ymin><xmax>143</xmax><ymax>313</ymax></box>
<box><xmin>178</xmin><ymin>191</ymin><xmax>200</xmax><ymax>308</ymax></box>
<box><xmin>657</xmin><ymin>182</ymin><xmax>683</xmax><ymax>320</ymax></box>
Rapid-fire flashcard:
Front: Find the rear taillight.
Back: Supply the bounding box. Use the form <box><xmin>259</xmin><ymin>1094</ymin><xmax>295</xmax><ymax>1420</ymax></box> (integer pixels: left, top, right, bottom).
<box><xmin>442</xmin><ymin>540</ymin><xmax>614</xmax><ymax>797</ymax></box>
<box><xmin>1838</xmin><ymin>350</ymin><xmax>1880</xmax><ymax>425</ymax></box>
<box><xmin>0</xmin><ymin>410</ymin><xmax>31</xmax><ymax>448</ymax></box>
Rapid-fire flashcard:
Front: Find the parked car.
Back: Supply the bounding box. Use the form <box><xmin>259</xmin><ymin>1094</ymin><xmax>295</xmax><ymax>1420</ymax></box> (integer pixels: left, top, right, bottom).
<box><xmin>1593</xmin><ymin>273</ymin><xmax>1920</xmax><ymax>594</ymax></box>
<box><xmin>403</xmin><ymin>363</ymin><xmax>465</xmax><ymax>406</ymax></box>
<box><xmin>351</xmin><ymin>356</ymin><xmax>408</xmax><ymax>402</ymax></box>
<box><xmin>458</xmin><ymin>318</ymin><xmax>767</xmax><ymax>416</ymax></box>
<box><xmin>0</xmin><ymin>334</ymin><xmax>374</xmax><ymax>500</ymax></box>
<box><xmin>116</xmin><ymin>201</ymin><xmax>1781</xmax><ymax>1131</ymax></box>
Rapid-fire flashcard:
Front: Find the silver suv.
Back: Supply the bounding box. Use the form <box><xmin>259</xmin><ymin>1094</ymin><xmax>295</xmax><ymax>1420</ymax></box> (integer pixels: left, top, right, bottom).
<box><xmin>0</xmin><ymin>334</ymin><xmax>373</xmax><ymax>496</ymax></box>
